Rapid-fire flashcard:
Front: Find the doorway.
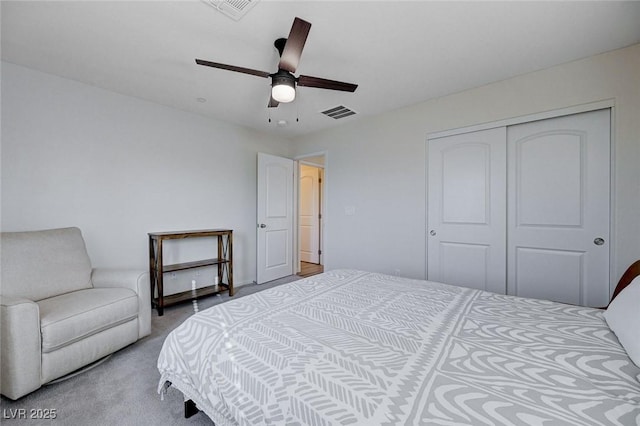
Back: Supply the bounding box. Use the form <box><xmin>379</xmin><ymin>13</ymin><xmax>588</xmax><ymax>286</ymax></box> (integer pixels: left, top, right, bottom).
<box><xmin>297</xmin><ymin>155</ymin><xmax>325</xmax><ymax>277</ymax></box>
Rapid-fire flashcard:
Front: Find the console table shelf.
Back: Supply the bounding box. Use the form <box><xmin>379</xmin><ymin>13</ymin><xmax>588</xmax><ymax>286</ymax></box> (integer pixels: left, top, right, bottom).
<box><xmin>162</xmin><ymin>284</ymin><xmax>230</xmax><ymax>306</ymax></box>
<box><xmin>163</xmin><ymin>258</ymin><xmax>226</xmax><ymax>273</ymax></box>
<box><xmin>148</xmin><ymin>229</ymin><xmax>233</xmax><ymax>316</ymax></box>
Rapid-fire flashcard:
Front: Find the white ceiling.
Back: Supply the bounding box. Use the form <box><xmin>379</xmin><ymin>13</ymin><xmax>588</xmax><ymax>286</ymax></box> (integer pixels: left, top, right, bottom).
<box><xmin>3</xmin><ymin>1</ymin><xmax>640</xmax><ymax>139</ymax></box>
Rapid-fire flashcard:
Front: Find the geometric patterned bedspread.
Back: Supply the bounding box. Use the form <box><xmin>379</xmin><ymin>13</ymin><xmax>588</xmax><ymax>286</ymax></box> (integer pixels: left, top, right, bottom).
<box><xmin>157</xmin><ymin>270</ymin><xmax>640</xmax><ymax>425</ymax></box>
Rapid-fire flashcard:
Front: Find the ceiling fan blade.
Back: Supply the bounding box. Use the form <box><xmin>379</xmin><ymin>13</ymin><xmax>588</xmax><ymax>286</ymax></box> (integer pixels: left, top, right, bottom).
<box><xmin>195</xmin><ymin>59</ymin><xmax>271</xmax><ymax>78</ymax></box>
<box><xmin>268</xmin><ymin>96</ymin><xmax>279</xmax><ymax>108</ymax></box>
<box><xmin>297</xmin><ymin>75</ymin><xmax>358</xmax><ymax>92</ymax></box>
<box><xmin>278</xmin><ymin>17</ymin><xmax>311</xmax><ymax>73</ymax></box>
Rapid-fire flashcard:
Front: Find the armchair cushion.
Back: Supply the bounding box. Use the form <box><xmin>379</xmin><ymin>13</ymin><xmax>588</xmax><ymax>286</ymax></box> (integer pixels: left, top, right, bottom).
<box><xmin>92</xmin><ymin>269</ymin><xmax>151</xmax><ymax>339</ymax></box>
<box><xmin>37</xmin><ymin>288</ymin><xmax>138</xmax><ymax>353</ymax></box>
<box><xmin>1</xmin><ymin>227</ymin><xmax>92</xmax><ymax>301</ymax></box>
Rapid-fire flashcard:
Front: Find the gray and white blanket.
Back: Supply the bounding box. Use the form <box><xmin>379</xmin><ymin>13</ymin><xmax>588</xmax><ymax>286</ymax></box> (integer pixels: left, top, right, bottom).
<box><xmin>158</xmin><ymin>270</ymin><xmax>640</xmax><ymax>425</ymax></box>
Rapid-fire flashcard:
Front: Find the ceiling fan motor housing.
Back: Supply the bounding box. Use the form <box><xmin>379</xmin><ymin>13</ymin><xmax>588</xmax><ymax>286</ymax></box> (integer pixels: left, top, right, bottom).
<box><xmin>271</xmin><ymin>69</ymin><xmax>296</xmax><ymax>86</ymax></box>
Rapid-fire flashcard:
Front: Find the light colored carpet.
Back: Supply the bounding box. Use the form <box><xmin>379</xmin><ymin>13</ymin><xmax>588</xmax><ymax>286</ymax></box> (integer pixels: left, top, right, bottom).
<box><xmin>0</xmin><ymin>275</ymin><xmax>303</xmax><ymax>425</ymax></box>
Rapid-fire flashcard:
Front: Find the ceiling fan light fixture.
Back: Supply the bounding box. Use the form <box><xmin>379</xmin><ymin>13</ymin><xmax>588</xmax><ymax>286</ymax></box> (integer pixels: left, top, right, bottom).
<box><xmin>271</xmin><ymin>72</ymin><xmax>296</xmax><ymax>103</ymax></box>
<box><xmin>272</xmin><ymin>84</ymin><xmax>295</xmax><ymax>103</ymax></box>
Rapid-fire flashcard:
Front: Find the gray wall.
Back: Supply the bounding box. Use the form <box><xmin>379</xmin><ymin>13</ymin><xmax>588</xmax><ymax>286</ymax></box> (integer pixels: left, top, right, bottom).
<box><xmin>3</xmin><ymin>43</ymin><xmax>639</xmax><ymax>290</ymax></box>
<box><xmin>1</xmin><ymin>62</ymin><xmax>293</xmax><ymax>287</ymax></box>
<box><xmin>292</xmin><ymin>44</ymin><xmax>640</xmax><ymax>284</ymax></box>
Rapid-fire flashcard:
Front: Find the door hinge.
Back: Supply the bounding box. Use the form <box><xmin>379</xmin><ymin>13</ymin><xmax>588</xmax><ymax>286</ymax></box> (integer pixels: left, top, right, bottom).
<box><xmin>318</xmin><ymin>250</ymin><xmax>322</xmax><ymax>255</ymax></box>
<box><xmin>318</xmin><ymin>213</ymin><xmax>322</xmax><ymax>219</ymax></box>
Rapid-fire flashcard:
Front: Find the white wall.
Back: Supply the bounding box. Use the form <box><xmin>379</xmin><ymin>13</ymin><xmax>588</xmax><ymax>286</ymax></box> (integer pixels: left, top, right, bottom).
<box><xmin>1</xmin><ymin>62</ymin><xmax>293</xmax><ymax>287</ymax></box>
<box><xmin>293</xmin><ymin>44</ymin><xmax>640</xmax><ymax>283</ymax></box>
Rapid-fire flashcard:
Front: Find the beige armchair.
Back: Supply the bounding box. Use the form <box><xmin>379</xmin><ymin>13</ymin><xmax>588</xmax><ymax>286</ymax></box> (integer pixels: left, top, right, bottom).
<box><xmin>1</xmin><ymin>227</ymin><xmax>151</xmax><ymax>400</ymax></box>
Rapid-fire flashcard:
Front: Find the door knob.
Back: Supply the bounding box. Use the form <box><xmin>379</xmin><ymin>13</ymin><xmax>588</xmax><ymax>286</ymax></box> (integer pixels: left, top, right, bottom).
<box><xmin>430</xmin><ymin>230</ymin><xmax>436</xmax><ymax>236</ymax></box>
<box><xmin>259</xmin><ymin>223</ymin><xmax>267</xmax><ymax>228</ymax></box>
<box><xmin>594</xmin><ymin>237</ymin><xmax>605</xmax><ymax>245</ymax></box>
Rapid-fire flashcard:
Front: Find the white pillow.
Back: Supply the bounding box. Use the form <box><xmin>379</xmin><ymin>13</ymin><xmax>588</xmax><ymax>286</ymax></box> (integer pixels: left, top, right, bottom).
<box><xmin>604</xmin><ymin>275</ymin><xmax>640</xmax><ymax>368</ymax></box>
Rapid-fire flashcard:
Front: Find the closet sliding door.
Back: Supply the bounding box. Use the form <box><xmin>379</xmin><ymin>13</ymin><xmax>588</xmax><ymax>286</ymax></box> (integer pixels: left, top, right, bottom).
<box><xmin>507</xmin><ymin>109</ymin><xmax>610</xmax><ymax>307</ymax></box>
<box><xmin>427</xmin><ymin>127</ymin><xmax>507</xmax><ymax>294</ymax></box>
<box><xmin>427</xmin><ymin>109</ymin><xmax>610</xmax><ymax>307</ymax></box>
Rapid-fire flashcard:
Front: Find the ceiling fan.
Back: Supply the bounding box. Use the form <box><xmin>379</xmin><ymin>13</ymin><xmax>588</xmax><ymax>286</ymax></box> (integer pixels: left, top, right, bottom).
<box><xmin>195</xmin><ymin>17</ymin><xmax>358</xmax><ymax>108</ymax></box>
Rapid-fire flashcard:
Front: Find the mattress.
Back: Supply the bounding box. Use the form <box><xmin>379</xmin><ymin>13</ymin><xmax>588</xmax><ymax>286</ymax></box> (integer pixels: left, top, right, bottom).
<box><xmin>157</xmin><ymin>270</ymin><xmax>640</xmax><ymax>425</ymax></box>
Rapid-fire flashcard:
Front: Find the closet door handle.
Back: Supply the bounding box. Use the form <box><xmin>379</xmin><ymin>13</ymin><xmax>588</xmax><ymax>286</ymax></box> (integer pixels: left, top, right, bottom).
<box><xmin>594</xmin><ymin>237</ymin><xmax>605</xmax><ymax>246</ymax></box>
<box><xmin>259</xmin><ymin>223</ymin><xmax>267</xmax><ymax>229</ymax></box>
<box><xmin>430</xmin><ymin>230</ymin><xmax>437</xmax><ymax>236</ymax></box>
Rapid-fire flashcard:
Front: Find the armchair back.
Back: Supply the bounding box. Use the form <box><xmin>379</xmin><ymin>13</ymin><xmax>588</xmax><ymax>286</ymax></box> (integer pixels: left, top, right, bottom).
<box><xmin>1</xmin><ymin>227</ymin><xmax>93</xmax><ymax>301</ymax></box>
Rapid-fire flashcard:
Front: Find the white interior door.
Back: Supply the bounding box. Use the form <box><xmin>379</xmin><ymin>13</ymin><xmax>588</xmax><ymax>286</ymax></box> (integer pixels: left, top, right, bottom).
<box><xmin>507</xmin><ymin>109</ymin><xmax>610</xmax><ymax>306</ymax></box>
<box><xmin>299</xmin><ymin>164</ymin><xmax>320</xmax><ymax>264</ymax></box>
<box><xmin>427</xmin><ymin>127</ymin><xmax>507</xmax><ymax>294</ymax></box>
<box><xmin>257</xmin><ymin>153</ymin><xmax>294</xmax><ymax>284</ymax></box>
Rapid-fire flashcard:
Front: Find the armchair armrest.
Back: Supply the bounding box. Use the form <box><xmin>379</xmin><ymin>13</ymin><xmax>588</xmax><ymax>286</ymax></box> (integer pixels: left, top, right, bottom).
<box><xmin>1</xmin><ymin>295</ymin><xmax>42</xmax><ymax>400</ymax></box>
<box><xmin>91</xmin><ymin>269</ymin><xmax>151</xmax><ymax>339</ymax></box>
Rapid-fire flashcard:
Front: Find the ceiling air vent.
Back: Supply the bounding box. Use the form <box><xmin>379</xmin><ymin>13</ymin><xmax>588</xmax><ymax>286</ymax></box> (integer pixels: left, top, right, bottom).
<box><xmin>202</xmin><ymin>0</ymin><xmax>259</xmax><ymax>21</ymax></box>
<box><xmin>321</xmin><ymin>105</ymin><xmax>357</xmax><ymax>120</ymax></box>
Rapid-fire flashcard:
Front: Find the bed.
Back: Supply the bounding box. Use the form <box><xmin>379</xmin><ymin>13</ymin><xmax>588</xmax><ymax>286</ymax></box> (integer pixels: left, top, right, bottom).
<box><xmin>158</xmin><ymin>264</ymin><xmax>640</xmax><ymax>425</ymax></box>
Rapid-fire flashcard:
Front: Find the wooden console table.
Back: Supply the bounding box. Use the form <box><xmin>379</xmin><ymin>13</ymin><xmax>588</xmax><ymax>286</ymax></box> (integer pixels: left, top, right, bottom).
<box><xmin>148</xmin><ymin>229</ymin><xmax>233</xmax><ymax>316</ymax></box>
